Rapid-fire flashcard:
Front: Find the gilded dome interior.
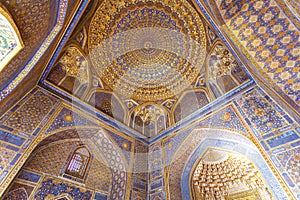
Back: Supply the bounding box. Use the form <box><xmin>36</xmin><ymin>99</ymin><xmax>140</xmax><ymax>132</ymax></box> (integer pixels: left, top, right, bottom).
<box><xmin>44</xmin><ymin>0</ymin><xmax>251</xmax><ymax>138</ymax></box>
<box><xmin>88</xmin><ymin>0</ymin><xmax>207</xmax><ymax>101</ymax></box>
<box><xmin>0</xmin><ymin>0</ymin><xmax>299</xmax><ymax>199</ymax></box>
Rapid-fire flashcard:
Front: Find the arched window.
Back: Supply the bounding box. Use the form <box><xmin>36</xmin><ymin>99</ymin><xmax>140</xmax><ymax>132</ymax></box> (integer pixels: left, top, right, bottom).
<box><xmin>65</xmin><ymin>146</ymin><xmax>90</xmax><ymax>179</ymax></box>
<box><xmin>0</xmin><ymin>4</ymin><xmax>24</xmax><ymax>71</ymax></box>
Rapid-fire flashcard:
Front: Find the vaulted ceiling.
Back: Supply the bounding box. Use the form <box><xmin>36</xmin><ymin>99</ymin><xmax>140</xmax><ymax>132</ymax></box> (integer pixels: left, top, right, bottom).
<box><xmin>0</xmin><ymin>0</ymin><xmax>299</xmax><ymax>139</ymax></box>
<box><xmin>41</xmin><ymin>0</ymin><xmax>252</xmax><ymax>138</ymax></box>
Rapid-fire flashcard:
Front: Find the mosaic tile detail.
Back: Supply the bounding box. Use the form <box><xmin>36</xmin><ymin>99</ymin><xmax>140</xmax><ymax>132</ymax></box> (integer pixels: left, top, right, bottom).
<box><xmin>284</xmin><ymin>0</ymin><xmax>300</xmax><ymax>18</ymax></box>
<box><xmin>286</xmin><ymin>154</ymin><xmax>300</xmax><ymax>187</ymax></box>
<box><xmin>17</xmin><ymin>170</ymin><xmax>41</xmax><ymax>183</ymax></box>
<box><xmin>34</xmin><ymin>178</ymin><xmax>92</xmax><ymax>200</ymax></box>
<box><xmin>131</xmin><ymin>140</ymin><xmax>148</xmax><ymax>200</ymax></box>
<box><xmin>149</xmin><ymin>142</ymin><xmax>165</xmax><ymax>200</ymax></box>
<box><xmin>0</xmin><ymin>146</ymin><xmax>16</xmax><ymax>170</ymax></box>
<box><xmin>85</xmin><ymin>158</ymin><xmax>112</xmax><ymax>192</ymax></box>
<box><xmin>149</xmin><ymin>144</ymin><xmax>163</xmax><ymax>181</ymax></box>
<box><xmin>276</xmin><ymin>146</ymin><xmax>300</xmax><ymax>188</ymax></box>
<box><xmin>0</xmin><ymin>0</ymin><xmax>68</xmax><ymax>100</ymax></box>
<box><xmin>4</xmin><ymin>90</ymin><xmax>58</xmax><ymax>133</ymax></box>
<box><xmin>236</xmin><ymin>88</ymin><xmax>288</xmax><ymax>136</ymax></box>
<box><xmin>266</xmin><ymin>130</ymin><xmax>299</xmax><ymax>148</ymax></box>
<box><xmin>0</xmin><ymin>130</ymin><xmax>25</xmax><ymax>146</ymax></box>
<box><xmin>165</xmin><ymin>104</ymin><xmax>249</xmax><ymax>167</ymax></box>
<box><xmin>197</xmin><ymin>105</ymin><xmax>248</xmax><ymax>134</ymax></box>
<box><xmin>46</xmin><ymin>107</ymin><xmax>98</xmax><ymax>133</ymax></box>
<box><xmin>3</xmin><ymin>187</ymin><xmax>29</xmax><ymax>200</ymax></box>
<box><xmin>217</xmin><ymin>0</ymin><xmax>300</xmax><ymax>107</ymax></box>
<box><xmin>26</xmin><ymin>141</ymin><xmax>83</xmax><ymax>176</ymax></box>
<box><xmin>94</xmin><ymin>193</ymin><xmax>107</xmax><ymax>200</ymax></box>
<box><xmin>92</xmin><ymin>132</ymin><xmax>127</xmax><ymax>200</ymax></box>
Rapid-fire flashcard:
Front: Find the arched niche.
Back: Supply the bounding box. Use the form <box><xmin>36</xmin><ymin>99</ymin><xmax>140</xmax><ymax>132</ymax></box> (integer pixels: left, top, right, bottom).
<box><xmin>173</xmin><ymin>89</ymin><xmax>210</xmax><ymax>123</ymax></box>
<box><xmin>86</xmin><ymin>90</ymin><xmax>127</xmax><ymax>123</ymax></box>
<box><xmin>0</xmin><ymin>4</ymin><xmax>24</xmax><ymax>71</ymax></box>
<box><xmin>129</xmin><ymin>103</ymin><xmax>170</xmax><ymax>137</ymax></box>
<box><xmin>46</xmin><ymin>44</ymin><xmax>89</xmax><ymax>98</ymax></box>
<box><xmin>191</xmin><ymin>148</ymin><xmax>273</xmax><ymax>199</ymax></box>
<box><xmin>4</xmin><ymin>127</ymin><xmax>130</xmax><ymax>200</ymax></box>
<box><xmin>206</xmin><ymin>41</ymin><xmax>249</xmax><ymax>98</ymax></box>
<box><xmin>166</xmin><ymin>128</ymin><xmax>291</xmax><ymax>200</ymax></box>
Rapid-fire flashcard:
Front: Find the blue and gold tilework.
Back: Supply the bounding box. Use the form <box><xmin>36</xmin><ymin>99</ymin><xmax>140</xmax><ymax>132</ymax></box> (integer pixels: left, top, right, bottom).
<box><xmin>235</xmin><ymin>88</ymin><xmax>289</xmax><ymax>136</ymax></box>
<box><xmin>46</xmin><ymin>107</ymin><xmax>98</xmax><ymax>134</ymax></box>
<box><xmin>34</xmin><ymin>178</ymin><xmax>92</xmax><ymax>200</ymax></box>
<box><xmin>0</xmin><ymin>88</ymin><xmax>60</xmax><ymax>196</ymax></box>
<box><xmin>216</xmin><ymin>0</ymin><xmax>300</xmax><ymax>110</ymax></box>
<box><xmin>234</xmin><ymin>86</ymin><xmax>300</xmax><ymax>197</ymax></box>
<box><xmin>276</xmin><ymin>147</ymin><xmax>300</xmax><ymax>183</ymax></box>
<box><xmin>0</xmin><ymin>0</ymin><xmax>69</xmax><ymax>101</ymax></box>
<box><xmin>131</xmin><ymin>140</ymin><xmax>148</xmax><ymax>200</ymax></box>
<box><xmin>3</xmin><ymin>89</ymin><xmax>58</xmax><ymax>133</ymax></box>
<box><xmin>3</xmin><ymin>182</ymin><xmax>34</xmax><ymax>200</ymax></box>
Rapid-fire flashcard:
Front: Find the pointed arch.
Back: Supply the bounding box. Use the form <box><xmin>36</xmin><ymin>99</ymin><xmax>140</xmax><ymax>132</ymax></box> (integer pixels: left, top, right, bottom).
<box><xmin>165</xmin><ymin>128</ymin><xmax>292</xmax><ymax>200</ymax></box>
<box><xmin>64</xmin><ymin>145</ymin><xmax>91</xmax><ymax>180</ymax></box>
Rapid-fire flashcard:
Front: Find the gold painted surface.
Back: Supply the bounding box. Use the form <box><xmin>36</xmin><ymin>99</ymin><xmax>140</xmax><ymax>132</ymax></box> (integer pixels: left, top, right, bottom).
<box><xmin>192</xmin><ymin>150</ymin><xmax>271</xmax><ymax>199</ymax></box>
<box><xmin>225</xmin><ymin>189</ymin><xmax>261</xmax><ymax>200</ymax></box>
<box><xmin>88</xmin><ymin>0</ymin><xmax>207</xmax><ymax>101</ymax></box>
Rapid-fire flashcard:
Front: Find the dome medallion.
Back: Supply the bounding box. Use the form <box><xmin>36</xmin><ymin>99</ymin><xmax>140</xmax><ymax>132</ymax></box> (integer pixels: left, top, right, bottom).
<box><xmin>88</xmin><ymin>0</ymin><xmax>206</xmax><ymax>101</ymax></box>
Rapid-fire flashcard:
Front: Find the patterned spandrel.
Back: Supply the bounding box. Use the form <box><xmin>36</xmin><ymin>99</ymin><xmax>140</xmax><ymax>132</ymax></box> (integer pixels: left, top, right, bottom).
<box><xmin>236</xmin><ymin>88</ymin><xmax>288</xmax><ymax>136</ymax></box>
<box><xmin>216</xmin><ymin>0</ymin><xmax>300</xmax><ymax>108</ymax></box>
<box><xmin>3</xmin><ymin>90</ymin><xmax>58</xmax><ymax>133</ymax></box>
<box><xmin>276</xmin><ymin>147</ymin><xmax>300</xmax><ymax>189</ymax></box>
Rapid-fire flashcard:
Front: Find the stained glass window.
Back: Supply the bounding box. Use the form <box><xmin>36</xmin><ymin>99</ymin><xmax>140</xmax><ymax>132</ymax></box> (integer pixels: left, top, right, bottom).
<box><xmin>65</xmin><ymin>146</ymin><xmax>90</xmax><ymax>179</ymax></box>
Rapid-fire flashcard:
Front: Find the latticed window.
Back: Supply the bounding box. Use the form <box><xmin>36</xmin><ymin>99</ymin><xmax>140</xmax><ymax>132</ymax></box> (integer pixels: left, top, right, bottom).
<box><xmin>65</xmin><ymin>146</ymin><xmax>90</xmax><ymax>179</ymax></box>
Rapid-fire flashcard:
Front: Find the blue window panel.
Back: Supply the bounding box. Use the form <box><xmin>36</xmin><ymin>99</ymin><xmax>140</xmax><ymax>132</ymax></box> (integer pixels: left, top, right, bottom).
<box><xmin>266</xmin><ymin>130</ymin><xmax>299</xmax><ymax>148</ymax></box>
<box><xmin>94</xmin><ymin>193</ymin><xmax>107</xmax><ymax>200</ymax></box>
<box><xmin>17</xmin><ymin>170</ymin><xmax>41</xmax><ymax>183</ymax></box>
<box><xmin>10</xmin><ymin>154</ymin><xmax>21</xmax><ymax>165</ymax></box>
<box><xmin>150</xmin><ymin>180</ymin><xmax>163</xmax><ymax>190</ymax></box>
<box><xmin>283</xmin><ymin>115</ymin><xmax>293</xmax><ymax>124</ymax></box>
<box><xmin>282</xmin><ymin>173</ymin><xmax>295</xmax><ymax>187</ymax></box>
<box><xmin>134</xmin><ymin>180</ymin><xmax>146</xmax><ymax>190</ymax></box>
<box><xmin>0</xmin><ymin>130</ymin><xmax>25</xmax><ymax>146</ymax></box>
<box><xmin>6</xmin><ymin>145</ymin><xmax>19</xmax><ymax>152</ymax></box>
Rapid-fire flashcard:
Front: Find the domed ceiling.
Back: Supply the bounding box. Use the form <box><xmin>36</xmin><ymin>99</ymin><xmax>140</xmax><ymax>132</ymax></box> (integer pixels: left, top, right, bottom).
<box><xmin>88</xmin><ymin>0</ymin><xmax>206</xmax><ymax>101</ymax></box>
<box><xmin>43</xmin><ymin>0</ymin><xmax>252</xmax><ymax>138</ymax></box>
